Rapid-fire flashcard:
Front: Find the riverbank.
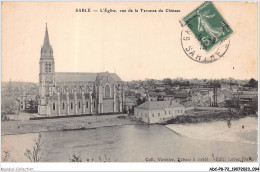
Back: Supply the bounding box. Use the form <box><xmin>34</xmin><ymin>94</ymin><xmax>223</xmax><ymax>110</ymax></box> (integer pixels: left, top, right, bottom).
<box><xmin>164</xmin><ymin>110</ymin><xmax>257</xmax><ymax>125</ymax></box>
<box><xmin>1</xmin><ymin>114</ymin><xmax>139</xmax><ymax>136</ymax></box>
<box><xmin>166</xmin><ymin>117</ymin><xmax>258</xmax><ymax>144</ymax></box>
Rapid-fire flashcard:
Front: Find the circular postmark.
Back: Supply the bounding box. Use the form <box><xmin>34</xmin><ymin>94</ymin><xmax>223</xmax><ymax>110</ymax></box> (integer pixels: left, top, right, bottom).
<box><xmin>181</xmin><ymin>27</ymin><xmax>230</xmax><ymax>63</ymax></box>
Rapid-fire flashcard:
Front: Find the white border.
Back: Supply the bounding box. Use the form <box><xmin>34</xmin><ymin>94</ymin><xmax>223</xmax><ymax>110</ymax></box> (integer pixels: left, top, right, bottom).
<box><xmin>1</xmin><ymin>162</ymin><xmax>260</xmax><ymax>172</ymax></box>
<box><xmin>0</xmin><ymin>0</ymin><xmax>259</xmax><ymax>171</ymax></box>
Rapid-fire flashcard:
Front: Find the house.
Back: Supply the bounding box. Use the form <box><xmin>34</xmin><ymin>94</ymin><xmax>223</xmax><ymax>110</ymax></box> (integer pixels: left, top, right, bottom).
<box><xmin>17</xmin><ymin>94</ymin><xmax>38</xmax><ymax>111</ymax></box>
<box><xmin>172</xmin><ymin>93</ymin><xmax>191</xmax><ymax>104</ymax></box>
<box><xmin>163</xmin><ymin>95</ymin><xmax>174</xmax><ymax>101</ymax></box>
<box><xmin>237</xmin><ymin>89</ymin><xmax>258</xmax><ymax>102</ymax></box>
<box><xmin>230</xmin><ymin>84</ymin><xmax>239</xmax><ymax>93</ymax></box>
<box><xmin>221</xmin><ymin>88</ymin><xmax>234</xmax><ymax>101</ymax></box>
<box><xmin>192</xmin><ymin>92</ymin><xmax>210</xmax><ymax>106</ymax></box>
<box><xmin>155</xmin><ymin>86</ymin><xmax>165</xmax><ymax>92</ymax></box>
<box><xmin>171</xmin><ymin>85</ymin><xmax>180</xmax><ymax>91</ymax></box>
<box><xmin>134</xmin><ymin>100</ymin><xmax>185</xmax><ymax>124</ymax></box>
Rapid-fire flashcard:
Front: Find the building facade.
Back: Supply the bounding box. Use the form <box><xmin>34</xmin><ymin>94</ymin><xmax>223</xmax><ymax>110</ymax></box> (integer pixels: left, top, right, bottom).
<box><xmin>134</xmin><ymin>100</ymin><xmax>185</xmax><ymax>124</ymax></box>
<box><xmin>38</xmin><ymin>24</ymin><xmax>125</xmax><ymax>116</ymax></box>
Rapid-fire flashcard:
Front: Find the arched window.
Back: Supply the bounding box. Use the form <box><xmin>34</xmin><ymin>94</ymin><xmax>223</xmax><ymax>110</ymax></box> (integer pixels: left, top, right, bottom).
<box><xmin>63</xmin><ymin>102</ymin><xmax>65</xmax><ymax>110</ymax></box>
<box><xmin>105</xmin><ymin>84</ymin><xmax>111</xmax><ymax>98</ymax></box>
<box><xmin>71</xmin><ymin>102</ymin><xmax>73</xmax><ymax>109</ymax></box>
<box><xmin>53</xmin><ymin>103</ymin><xmax>55</xmax><ymax>111</ymax></box>
<box><xmin>79</xmin><ymin>102</ymin><xmax>81</xmax><ymax>109</ymax></box>
<box><xmin>86</xmin><ymin>102</ymin><xmax>88</xmax><ymax>108</ymax></box>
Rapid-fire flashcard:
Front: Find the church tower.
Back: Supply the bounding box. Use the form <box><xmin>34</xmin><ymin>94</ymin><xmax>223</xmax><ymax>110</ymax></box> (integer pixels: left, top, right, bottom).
<box><xmin>39</xmin><ymin>23</ymin><xmax>55</xmax><ymax>98</ymax></box>
<box><xmin>39</xmin><ymin>24</ymin><xmax>55</xmax><ymax>115</ymax></box>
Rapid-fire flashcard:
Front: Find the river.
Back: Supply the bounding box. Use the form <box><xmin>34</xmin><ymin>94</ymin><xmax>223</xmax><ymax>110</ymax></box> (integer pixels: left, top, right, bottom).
<box><xmin>1</xmin><ymin>124</ymin><xmax>257</xmax><ymax>162</ymax></box>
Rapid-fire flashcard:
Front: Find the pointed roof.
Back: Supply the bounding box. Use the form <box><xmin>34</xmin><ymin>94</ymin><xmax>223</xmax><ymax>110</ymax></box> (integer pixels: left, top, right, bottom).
<box><xmin>43</xmin><ymin>23</ymin><xmax>50</xmax><ymax>48</ymax></box>
<box><xmin>41</xmin><ymin>23</ymin><xmax>53</xmax><ymax>59</ymax></box>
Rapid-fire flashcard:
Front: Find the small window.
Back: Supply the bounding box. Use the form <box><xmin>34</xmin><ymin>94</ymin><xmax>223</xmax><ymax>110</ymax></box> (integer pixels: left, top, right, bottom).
<box><xmin>63</xmin><ymin>102</ymin><xmax>65</xmax><ymax>110</ymax></box>
<box><xmin>165</xmin><ymin>111</ymin><xmax>166</xmax><ymax>115</ymax></box>
<box><xmin>79</xmin><ymin>102</ymin><xmax>81</xmax><ymax>109</ymax></box>
<box><xmin>94</xmin><ymin>101</ymin><xmax>96</xmax><ymax>107</ymax></box>
<box><xmin>152</xmin><ymin>113</ymin><xmax>154</xmax><ymax>117</ymax></box>
<box><xmin>169</xmin><ymin>111</ymin><xmax>171</xmax><ymax>114</ymax></box>
<box><xmin>181</xmin><ymin>110</ymin><xmax>182</xmax><ymax>113</ymax></box>
<box><xmin>53</xmin><ymin>103</ymin><xmax>55</xmax><ymax>111</ymax></box>
<box><xmin>178</xmin><ymin>110</ymin><xmax>179</xmax><ymax>113</ymax></box>
<box><xmin>86</xmin><ymin>102</ymin><xmax>88</xmax><ymax>108</ymax></box>
<box><xmin>158</xmin><ymin>113</ymin><xmax>160</xmax><ymax>117</ymax></box>
<box><xmin>71</xmin><ymin>102</ymin><xmax>73</xmax><ymax>109</ymax></box>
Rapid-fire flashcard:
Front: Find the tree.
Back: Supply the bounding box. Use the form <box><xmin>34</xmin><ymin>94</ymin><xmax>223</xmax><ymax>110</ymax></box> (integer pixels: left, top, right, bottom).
<box><xmin>225</xmin><ymin>97</ymin><xmax>239</xmax><ymax>109</ymax></box>
<box><xmin>25</xmin><ymin>100</ymin><xmax>38</xmax><ymax>113</ymax></box>
<box><xmin>2</xmin><ymin>151</ymin><xmax>10</xmax><ymax>162</ymax></box>
<box><xmin>1</xmin><ymin>96</ymin><xmax>18</xmax><ymax>118</ymax></box>
<box><xmin>69</xmin><ymin>153</ymin><xmax>82</xmax><ymax>162</ymax></box>
<box><xmin>136</xmin><ymin>97</ymin><xmax>146</xmax><ymax>106</ymax></box>
<box><xmin>146</xmin><ymin>79</ymin><xmax>156</xmax><ymax>86</ymax></box>
<box><xmin>24</xmin><ymin>133</ymin><xmax>43</xmax><ymax>162</ymax></box>
<box><xmin>249</xmin><ymin>78</ymin><xmax>258</xmax><ymax>88</ymax></box>
<box><xmin>162</xmin><ymin>78</ymin><xmax>172</xmax><ymax>85</ymax></box>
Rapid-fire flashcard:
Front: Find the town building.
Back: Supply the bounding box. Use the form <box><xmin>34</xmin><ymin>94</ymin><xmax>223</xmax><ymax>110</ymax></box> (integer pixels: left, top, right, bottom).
<box><xmin>38</xmin><ymin>24</ymin><xmax>125</xmax><ymax>116</ymax></box>
<box><xmin>134</xmin><ymin>100</ymin><xmax>185</xmax><ymax>124</ymax></box>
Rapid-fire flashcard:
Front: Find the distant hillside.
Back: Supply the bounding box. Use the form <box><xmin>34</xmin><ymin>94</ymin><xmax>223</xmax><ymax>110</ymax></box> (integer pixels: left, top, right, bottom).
<box><xmin>1</xmin><ymin>81</ymin><xmax>38</xmax><ymax>96</ymax></box>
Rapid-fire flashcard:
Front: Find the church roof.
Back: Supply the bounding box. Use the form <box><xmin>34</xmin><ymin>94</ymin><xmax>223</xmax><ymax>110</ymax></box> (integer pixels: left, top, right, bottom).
<box><xmin>110</xmin><ymin>73</ymin><xmax>122</xmax><ymax>82</ymax></box>
<box><xmin>55</xmin><ymin>72</ymin><xmax>97</xmax><ymax>82</ymax></box>
<box><xmin>55</xmin><ymin>72</ymin><xmax>122</xmax><ymax>83</ymax></box>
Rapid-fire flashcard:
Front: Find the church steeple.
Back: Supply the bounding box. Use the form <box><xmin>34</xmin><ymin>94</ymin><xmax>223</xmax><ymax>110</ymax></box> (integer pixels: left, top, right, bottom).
<box><xmin>43</xmin><ymin>23</ymin><xmax>50</xmax><ymax>48</ymax></box>
<box><xmin>41</xmin><ymin>23</ymin><xmax>53</xmax><ymax>59</ymax></box>
<box><xmin>39</xmin><ymin>23</ymin><xmax>55</xmax><ymax>99</ymax></box>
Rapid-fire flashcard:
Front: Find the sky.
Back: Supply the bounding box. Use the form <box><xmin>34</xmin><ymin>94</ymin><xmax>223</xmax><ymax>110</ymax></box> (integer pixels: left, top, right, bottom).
<box><xmin>1</xmin><ymin>1</ymin><xmax>258</xmax><ymax>83</ymax></box>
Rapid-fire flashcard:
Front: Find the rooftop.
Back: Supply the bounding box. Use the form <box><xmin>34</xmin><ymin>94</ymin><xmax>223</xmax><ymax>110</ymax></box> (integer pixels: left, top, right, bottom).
<box><xmin>55</xmin><ymin>72</ymin><xmax>122</xmax><ymax>83</ymax></box>
<box><xmin>135</xmin><ymin>100</ymin><xmax>184</xmax><ymax>110</ymax></box>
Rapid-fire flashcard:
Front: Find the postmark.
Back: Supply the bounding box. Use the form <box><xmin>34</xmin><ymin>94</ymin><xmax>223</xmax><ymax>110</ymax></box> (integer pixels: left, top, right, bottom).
<box><xmin>181</xmin><ymin>27</ymin><xmax>230</xmax><ymax>63</ymax></box>
<box><xmin>180</xmin><ymin>1</ymin><xmax>233</xmax><ymax>52</ymax></box>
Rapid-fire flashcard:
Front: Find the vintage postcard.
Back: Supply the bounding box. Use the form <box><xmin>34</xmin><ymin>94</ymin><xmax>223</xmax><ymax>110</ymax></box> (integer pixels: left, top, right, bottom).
<box><xmin>1</xmin><ymin>1</ymin><xmax>259</xmax><ymax>171</ymax></box>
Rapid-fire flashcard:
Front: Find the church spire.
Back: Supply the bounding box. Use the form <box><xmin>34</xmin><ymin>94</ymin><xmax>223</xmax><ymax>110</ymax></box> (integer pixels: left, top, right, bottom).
<box><xmin>43</xmin><ymin>23</ymin><xmax>50</xmax><ymax>48</ymax></box>
<box><xmin>41</xmin><ymin>23</ymin><xmax>53</xmax><ymax>58</ymax></box>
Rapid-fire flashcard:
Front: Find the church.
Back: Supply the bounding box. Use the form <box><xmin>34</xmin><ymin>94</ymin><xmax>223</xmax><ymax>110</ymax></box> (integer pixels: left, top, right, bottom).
<box><xmin>38</xmin><ymin>24</ymin><xmax>125</xmax><ymax>116</ymax></box>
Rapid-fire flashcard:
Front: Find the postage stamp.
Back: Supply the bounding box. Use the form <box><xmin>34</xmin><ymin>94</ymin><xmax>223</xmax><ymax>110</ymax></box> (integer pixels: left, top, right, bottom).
<box><xmin>180</xmin><ymin>1</ymin><xmax>233</xmax><ymax>52</ymax></box>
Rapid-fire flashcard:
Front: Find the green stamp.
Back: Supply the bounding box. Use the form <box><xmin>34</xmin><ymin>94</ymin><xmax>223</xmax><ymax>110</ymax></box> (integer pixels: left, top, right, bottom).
<box><xmin>180</xmin><ymin>1</ymin><xmax>233</xmax><ymax>51</ymax></box>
